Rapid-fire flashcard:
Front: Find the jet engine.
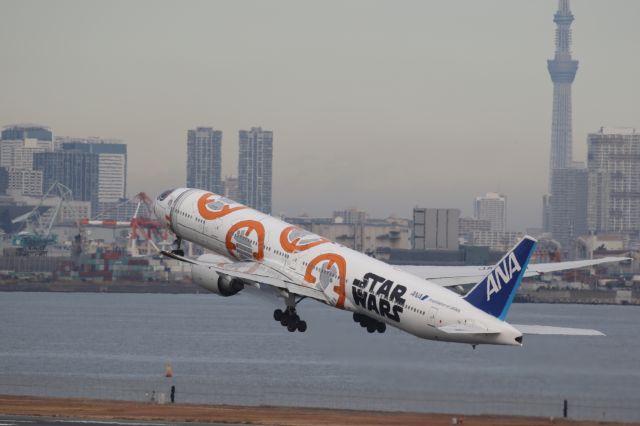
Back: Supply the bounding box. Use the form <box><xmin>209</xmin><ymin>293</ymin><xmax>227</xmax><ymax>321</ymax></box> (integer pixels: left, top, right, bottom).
<box><xmin>191</xmin><ymin>264</ymin><xmax>244</xmax><ymax>296</ymax></box>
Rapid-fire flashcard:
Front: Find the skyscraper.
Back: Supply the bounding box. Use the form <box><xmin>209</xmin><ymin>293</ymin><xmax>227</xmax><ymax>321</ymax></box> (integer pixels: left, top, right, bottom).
<box><xmin>238</xmin><ymin>127</ymin><xmax>273</xmax><ymax>214</ymax></box>
<box><xmin>474</xmin><ymin>192</ymin><xmax>507</xmax><ymax>232</ymax></box>
<box><xmin>186</xmin><ymin>127</ymin><xmax>223</xmax><ymax>194</ymax></box>
<box><xmin>1</xmin><ymin>124</ymin><xmax>52</xmax><ymax>142</ymax></box>
<box><xmin>33</xmin><ymin>151</ymin><xmax>99</xmax><ymax>212</ymax></box>
<box><xmin>550</xmin><ymin>165</ymin><xmax>588</xmax><ymax>251</ymax></box>
<box><xmin>548</xmin><ymin>0</ymin><xmax>579</xmax><ymax>179</ymax></box>
<box><xmin>58</xmin><ymin>137</ymin><xmax>127</xmax><ymax>203</ymax></box>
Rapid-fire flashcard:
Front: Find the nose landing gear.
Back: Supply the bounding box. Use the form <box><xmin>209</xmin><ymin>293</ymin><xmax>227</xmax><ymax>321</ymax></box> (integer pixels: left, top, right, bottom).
<box><xmin>171</xmin><ymin>237</ymin><xmax>185</xmax><ymax>256</ymax></box>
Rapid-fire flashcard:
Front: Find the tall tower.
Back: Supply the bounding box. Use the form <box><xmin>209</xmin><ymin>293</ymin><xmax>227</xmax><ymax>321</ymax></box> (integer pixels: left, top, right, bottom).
<box><xmin>238</xmin><ymin>127</ymin><xmax>273</xmax><ymax>214</ymax></box>
<box><xmin>186</xmin><ymin>127</ymin><xmax>223</xmax><ymax>194</ymax></box>
<box><xmin>547</xmin><ymin>0</ymin><xmax>578</xmax><ymax>182</ymax></box>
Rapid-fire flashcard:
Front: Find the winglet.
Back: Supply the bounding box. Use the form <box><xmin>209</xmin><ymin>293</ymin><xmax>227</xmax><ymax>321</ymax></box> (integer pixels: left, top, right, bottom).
<box><xmin>463</xmin><ymin>236</ymin><xmax>537</xmax><ymax>320</ymax></box>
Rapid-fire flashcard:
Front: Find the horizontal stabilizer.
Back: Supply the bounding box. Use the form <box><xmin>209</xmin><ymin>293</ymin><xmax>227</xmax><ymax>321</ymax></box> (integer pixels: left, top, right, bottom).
<box><xmin>513</xmin><ymin>324</ymin><xmax>605</xmax><ymax>336</ymax></box>
<box><xmin>399</xmin><ymin>256</ymin><xmax>631</xmax><ymax>287</ymax></box>
<box><xmin>438</xmin><ymin>324</ymin><xmax>500</xmax><ymax>335</ymax></box>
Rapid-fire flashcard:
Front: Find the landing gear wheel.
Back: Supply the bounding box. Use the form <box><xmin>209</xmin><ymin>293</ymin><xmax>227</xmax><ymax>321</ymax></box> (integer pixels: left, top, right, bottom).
<box><xmin>277</xmin><ymin>296</ymin><xmax>309</xmax><ymax>333</ymax></box>
<box><xmin>273</xmin><ymin>309</ymin><xmax>283</xmax><ymax>321</ymax></box>
<box><xmin>377</xmin><ymin>322</ymin><xmax>386</xmax><ymax>333</ymax></box>
<box><xmin>366</xmin><ymin>324</ymin><xmax>376</xmax><ymax>333</ymax></box>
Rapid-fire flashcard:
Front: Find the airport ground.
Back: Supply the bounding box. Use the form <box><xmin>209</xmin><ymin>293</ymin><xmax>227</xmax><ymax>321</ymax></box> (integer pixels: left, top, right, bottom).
<box><xmin>0</xmin><ymin>395</ymin><xmax>638</xmax><ymax>426</ymax></box>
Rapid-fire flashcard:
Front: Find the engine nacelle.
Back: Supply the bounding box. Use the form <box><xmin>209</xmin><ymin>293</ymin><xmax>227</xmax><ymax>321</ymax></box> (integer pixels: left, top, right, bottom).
<box><xmin>192</xmin><ymin>264</ymin><xmax>244</xmax><ymax>297</ymax></box>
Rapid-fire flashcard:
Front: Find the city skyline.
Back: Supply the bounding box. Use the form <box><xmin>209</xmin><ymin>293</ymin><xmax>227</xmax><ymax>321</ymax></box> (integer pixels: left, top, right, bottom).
<box><xmin>1</xmin><ymin>1</ymin><xmax>639</xmax><ymax>229</ymax></box>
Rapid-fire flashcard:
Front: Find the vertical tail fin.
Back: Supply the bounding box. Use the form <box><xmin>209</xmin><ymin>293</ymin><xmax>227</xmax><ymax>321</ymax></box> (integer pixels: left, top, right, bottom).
<box><xmin>463</xmin><ymin>236</ymin><xmax>537</xmax><ymax>320</ymax></box>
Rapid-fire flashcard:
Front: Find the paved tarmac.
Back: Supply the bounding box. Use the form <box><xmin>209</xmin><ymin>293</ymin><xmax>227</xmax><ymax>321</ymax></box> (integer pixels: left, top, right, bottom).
<box><xmin>0</xmin><ymin>416</ymin><xmax>246</xmax><ymax>426</ymax></box>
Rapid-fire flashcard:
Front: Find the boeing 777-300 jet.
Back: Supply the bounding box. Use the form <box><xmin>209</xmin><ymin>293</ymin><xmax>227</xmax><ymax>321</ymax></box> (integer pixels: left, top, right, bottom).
<box><xmin>153</xmin><ymin>188</ymin><xmax>628</xmax><ymax>347</ymax></box>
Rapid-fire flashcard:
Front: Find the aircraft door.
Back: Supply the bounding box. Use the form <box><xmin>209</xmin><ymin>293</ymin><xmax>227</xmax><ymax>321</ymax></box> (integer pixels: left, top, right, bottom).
<box><xmin>285</xmin><ymin>251</ymin><xmax>304</xmax><ymax>278</ymax></box>
<box><xmin>427</xmin><ymin>307</ymin><xmax>439</xmax><ymax>327</ymax></box>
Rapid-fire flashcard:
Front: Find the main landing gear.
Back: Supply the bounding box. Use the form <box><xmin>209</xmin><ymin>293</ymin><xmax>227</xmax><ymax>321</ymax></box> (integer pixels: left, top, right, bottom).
<box><xmin>273</xmin><ymin>307</ymin><xmax>307</xmax><ymax>332</ymax></box>
<box><xmin>273</xmin><ymin>294</ymin><xmax>307</xmax><ymax>333</ymax></box>
<box><xmin>171</xmin><ymin>237</ymin><xmax>184</xmax><ymax>256</ymax></box>
<box><xmin>353</xmin><ymin>313</ymin><xmax>386</xmax><ymax>334</ymax></box>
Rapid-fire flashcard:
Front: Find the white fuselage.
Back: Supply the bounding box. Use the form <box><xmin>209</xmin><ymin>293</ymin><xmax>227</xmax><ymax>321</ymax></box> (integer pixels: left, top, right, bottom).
<box><xmin>154</xmin><ymin>188</ymin><xmax>523</xmax><ymax>346</ymax></box>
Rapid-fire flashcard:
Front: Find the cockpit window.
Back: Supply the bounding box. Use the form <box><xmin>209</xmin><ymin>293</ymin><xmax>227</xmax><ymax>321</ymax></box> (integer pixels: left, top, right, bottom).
<box><xmin>158</xmin><ymin>189</ymin><xmax>174</xmax><ymax>201</ymax></box>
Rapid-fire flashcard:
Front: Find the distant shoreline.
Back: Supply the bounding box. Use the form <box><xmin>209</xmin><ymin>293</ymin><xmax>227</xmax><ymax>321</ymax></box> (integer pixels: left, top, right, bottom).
<box><xmin>1</xmin><ymin>280</ymin><xmax>638</xmax><ymax>305</ymax></box>
<box><xmin>0</xmin><ymin>394</ymin><xmax>635</xmax><ymax>426</ymax></box>
<box><xmin>0</xmin><ymin>280</ymin><xmax>200</xmax><ymax>294</ymax></box>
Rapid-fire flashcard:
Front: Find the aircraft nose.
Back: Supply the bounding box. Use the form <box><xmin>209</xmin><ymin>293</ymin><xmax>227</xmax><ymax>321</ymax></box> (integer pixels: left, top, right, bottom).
<box><xmin>154</xmin><ymin>189</ymin><xmax>175</xmax><ymax>223</ymax></box>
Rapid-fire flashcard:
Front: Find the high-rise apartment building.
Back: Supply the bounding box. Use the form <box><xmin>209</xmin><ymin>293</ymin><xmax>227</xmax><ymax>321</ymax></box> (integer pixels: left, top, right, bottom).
<box><xmin>186</xmin><ymin>127</ymin><xmax>223</xmax><ymax>194</ymax></box>
<box><xmin>0</xmin><ymin>139</ymin><xmax>53</xmax><ymax>170</ymax></box>
<box><xmin>6</xmin><ymin>168</ymin><xmax>43</xmax><ymax>196</ymax></box>
<box><xmin>550</xmin><ymin>165</ymin><xmax>588</xmax><ymax>250</ymax></box>
<box><xmin>474</xmin><ymin>193</ymin><xmax>506</xmax><ymax>232</ymax></box>
<box><xmin>58</xmin><ymin>137</ymin><xmax>127</xmax><ymax>203</ymax></box>
<box><xmin>238</xmin><ymin>127</ymin><xmax>273</xmax><ymax>214</ymax></box>
<box><xmin>1</xmin><ymin>124</ymin><xmax>52</xmax><ymax>142</ymax></box>
<box><xmin>587</xmin><ymin>127</ymin><xmax>640</xmax><ymax>233</ymax></box>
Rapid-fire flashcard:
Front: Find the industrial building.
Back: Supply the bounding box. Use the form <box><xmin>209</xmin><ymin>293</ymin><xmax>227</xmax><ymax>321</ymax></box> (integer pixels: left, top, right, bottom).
<box><xmin>413</xmin><ymin>208</ymin><xmax>459</xmax><ymax>250</ymax></box>
<box><xmin>286</xmin><ymin>210</ymin><xmax>409</xmax><ymax>254</ymax></box>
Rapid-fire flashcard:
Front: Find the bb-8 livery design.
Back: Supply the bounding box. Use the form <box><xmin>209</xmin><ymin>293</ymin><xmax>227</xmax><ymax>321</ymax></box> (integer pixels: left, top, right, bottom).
<box><xmin>154</xmin><ymin>187</ymin><xmax>610</xmax><ymax>344</ymax></box>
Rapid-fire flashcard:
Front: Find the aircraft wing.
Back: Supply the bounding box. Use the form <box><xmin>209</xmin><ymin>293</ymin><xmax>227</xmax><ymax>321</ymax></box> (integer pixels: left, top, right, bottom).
<box><xmin>161</xmin><ymin>250</ymin><xmax>328</xmax><ymax>302</ymax></box>
<box><xmin>512</xmin><ymin>324</ymin><xmax>605</xmax><ymax>336</ymax></box>
<box><xmin>399</xmin><ymin>256</ymin><xmax>630</xmax><ymax>287</ymax></box>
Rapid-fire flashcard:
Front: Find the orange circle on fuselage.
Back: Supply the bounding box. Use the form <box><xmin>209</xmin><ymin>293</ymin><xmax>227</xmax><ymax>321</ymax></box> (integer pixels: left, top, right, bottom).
<box><xmin>197</xmin><ymin>192</ymin><xmax>246</xmax><ymax>220</ymax></box>
<box><xmin>225</xmin><ymin>220</ymin><xmax>265</xmax><ymax>260</ymax></box>
<box><xmin>304</xmin><ymin>253</ymin><xmax>347</xmax><ymax>309</ymax></box>
<box><xmin>279</xmin><ymin>226</ymin><xmax>329</xmax><ymax>253</ymax></box>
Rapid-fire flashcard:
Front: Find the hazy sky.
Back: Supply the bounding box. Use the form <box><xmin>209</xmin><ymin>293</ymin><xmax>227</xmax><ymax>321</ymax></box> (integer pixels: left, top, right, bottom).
<box><xmin>1</xmin><ymin>1</ymin><xmax>639</xmax><ymax>230</ymax></box>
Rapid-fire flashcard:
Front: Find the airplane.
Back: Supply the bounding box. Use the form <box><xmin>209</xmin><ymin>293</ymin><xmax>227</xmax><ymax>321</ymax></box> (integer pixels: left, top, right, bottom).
<box><xmin>153</xmin><ymin>188</ymin><xmax>629</xmax><ymax>347</ymax></box>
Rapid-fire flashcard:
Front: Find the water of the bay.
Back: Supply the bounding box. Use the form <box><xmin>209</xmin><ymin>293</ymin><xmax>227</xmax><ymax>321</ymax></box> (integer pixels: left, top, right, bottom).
<box><xmin>0</xmin><ymin>292</ymin><xmax>638</xmax><ymax>422</ymax></box>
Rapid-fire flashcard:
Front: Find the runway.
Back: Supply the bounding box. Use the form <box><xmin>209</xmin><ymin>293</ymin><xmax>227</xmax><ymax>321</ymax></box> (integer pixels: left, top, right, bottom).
<box><xmin>0</xmin><ymin>415</ymin><xmax>241</xmax><ymax>426</ymax></box>
<box><xmin>0</xmin><ymin>395</ymin><xmax>638</xmax><ymax>426</ymax></box>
